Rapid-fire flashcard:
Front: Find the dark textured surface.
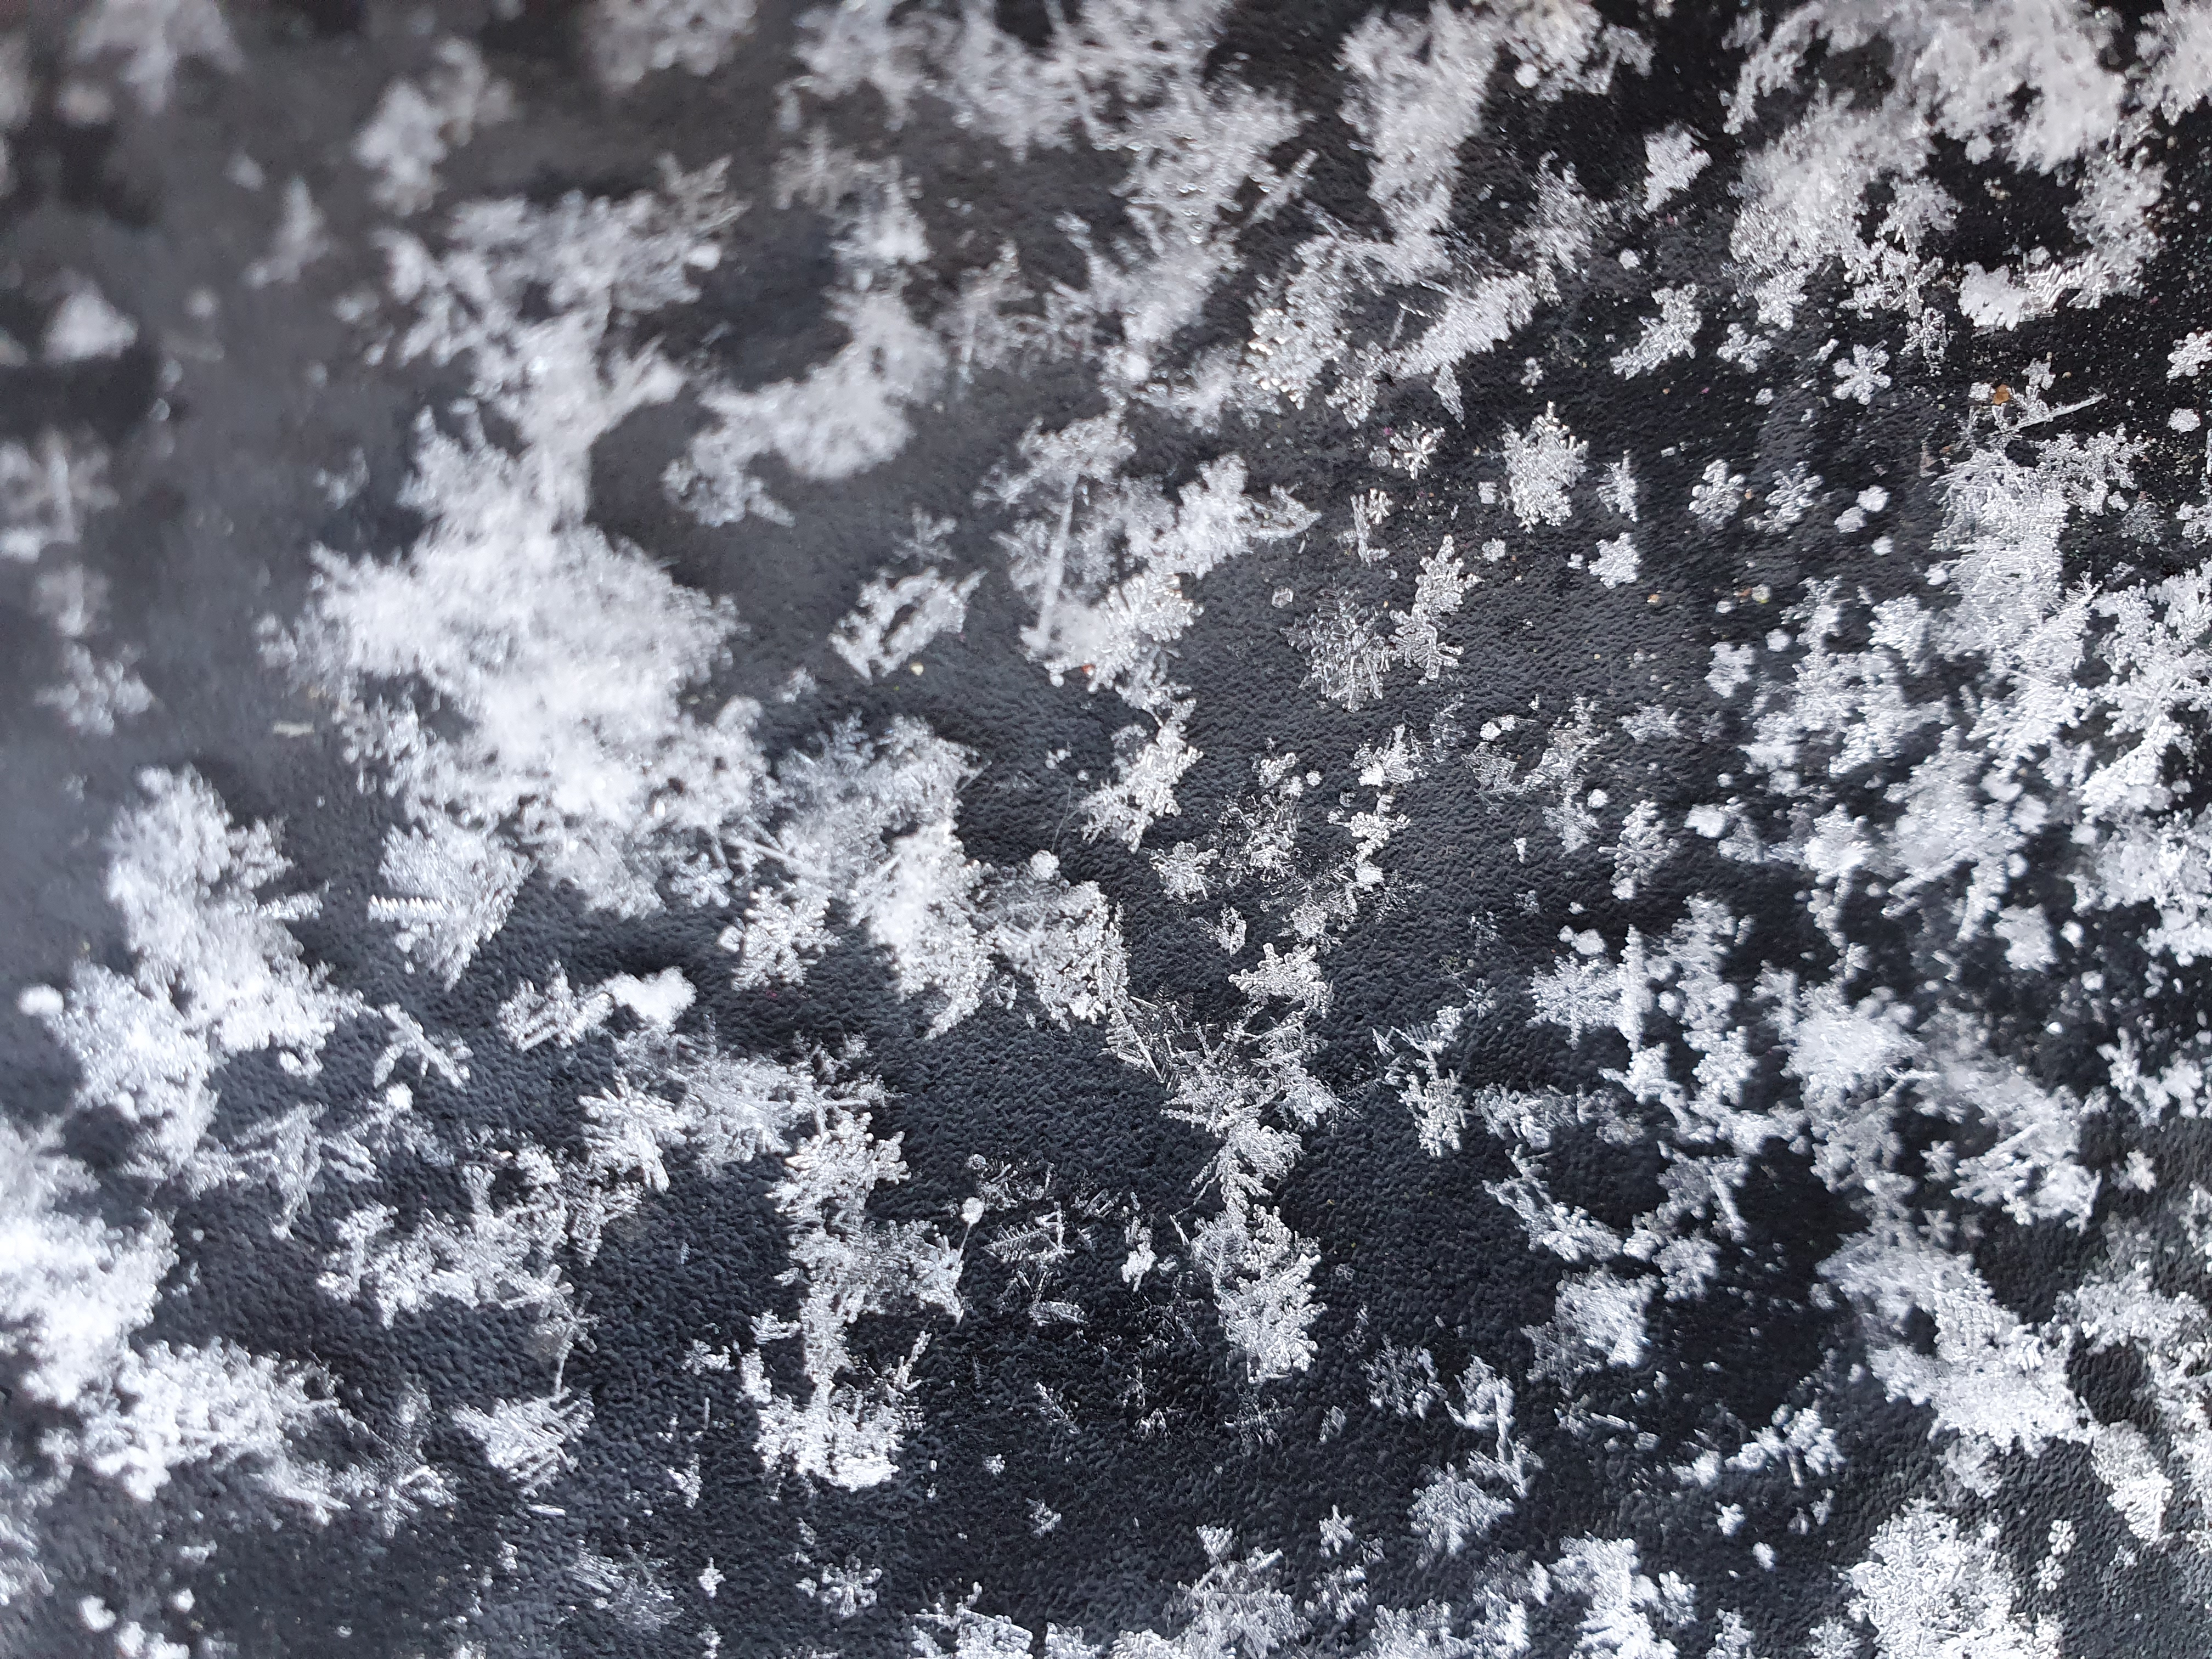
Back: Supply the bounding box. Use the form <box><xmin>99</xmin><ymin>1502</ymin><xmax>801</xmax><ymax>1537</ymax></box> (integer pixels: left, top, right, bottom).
<box><xmin>7</xmin><ymin>3</ymin><xmax>2212</xmax><ymax>1657</ymax></box>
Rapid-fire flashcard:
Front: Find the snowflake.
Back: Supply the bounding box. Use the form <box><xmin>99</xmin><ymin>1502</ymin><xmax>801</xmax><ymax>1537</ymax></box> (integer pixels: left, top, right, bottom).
<box><xmin>1499</xmin><ymin>407</ymin><xmax>1588</xmax><ymax>526</ymax></box>
<box><xmin>1084</xmin><ymin>714</ymin><xmax>1203</xmax><ymax>848</ymax></box>
<box><xmin>43</xmin><ymin>286</ymin><xmax>138</xmax><ymax>362</ymax></box>
<box><xmin>1149</xmin><ymin>841</ymin><xmax>1217</xmax><ymax>902</ymax></box>
<box><xmin>1688</xmin><ymin>459</ymin><xmax>1744</xmax><ymax>524</ymax></box>
<box><xmin>37</xmin><ymin>644</ymin><xmax>153</xmax><ymax>736</ymax></box>
<box><xmin>368</xmin><ymin>818</ymin><xmax>531</xmax><ymax>988</ymax></box>
<box><xmin>797</xmin><ymin>1553</ymin><xmax>883</xmax><ymax>1618</ymax></box>
<box><xmin>1846</xmin><ymin>1503</ymin><xmax>2057</xmax><ymax>1659</ymax></box>
<box><xmin>1832</xmin><ymin>344</ymin><xmax>1893</xmax><ymax>404</ymax></box>
<box><xmin>1590</xmin><ymin>534</ymin><xmax>1640</xmax><ymax>589</ymax></box>
<box><xmin>1754</xmin><ymin>463</ymin><xmax>1822</xmax><ymax>531</ymax></box>
<box><xmin>452</xmin><ymin>1393</ymin><xmax>594</xmax><ymax>1496</ymax></box>
<box><xmin>1290</xmin><ymin>594</ymin><xmax>1395</xmax><ymax>710</ymax></box>
<box><xmin>1643</xmin><ymin>126</ymin><xmax>1709</xmax><ymax>208</ymax></box>
<box><xmin>1391</xmin><ymin>539</ymin><xmax>1475</xmax><ymax>680</ymax></box>
<box><xmin>1364</xmin><ymin>1341</ymin><xmax>1441</xmax><ymax>1418</ymax></box>
<box><xmin>2170</xmin><ymin>330</ymin><xmax>2212</xmax><ymax>379</ymax></box>
<box><xmin>1612</xmin><ymin>285</ymin><xmax>1701</xmax><ymax>376</ymax></box>
<box><xmin>1599</xmin><ymin>454</ymin><xmax>1639</xmax><ymax>520</ymax></box>
<box><xmin>830</xmin><ymin>566</ymin><xmax>982</xmax><ymax>679</ymax></box>
<box><xmin>1370</xmin><ymin>423</ymin><xmax>1443</xmax><ymax>479</ymax></box>
<box><xmin>1339</xmin><ymin>487</ymin><xmax>1396</xmax><ymax>563</ymax></box>
<box><xmin>244</xmin><ymin>179</ymin><xmax>332</xmax><ymax>289</ymax></box>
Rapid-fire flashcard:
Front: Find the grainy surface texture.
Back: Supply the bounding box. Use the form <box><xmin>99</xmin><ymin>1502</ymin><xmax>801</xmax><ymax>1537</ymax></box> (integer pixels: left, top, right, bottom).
<box><xmin>4</xmin><ymin>2</ymin><xmax>2212</xmax><ymax>1656</ymax></box>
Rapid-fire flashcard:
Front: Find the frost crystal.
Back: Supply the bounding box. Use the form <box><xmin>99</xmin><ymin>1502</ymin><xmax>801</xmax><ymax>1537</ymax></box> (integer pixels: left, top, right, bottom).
<box><xmin>0</xmin><ymin>432</ymin><xmax>115</xmax><ymax>561</ymax></box>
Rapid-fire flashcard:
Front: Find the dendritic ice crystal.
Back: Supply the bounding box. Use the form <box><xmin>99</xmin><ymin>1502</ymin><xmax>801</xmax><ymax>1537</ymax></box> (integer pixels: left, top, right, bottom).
<box><xmin>7</xmin><ymin>1</ymin><xmax>2212</xmax><ymax>1656</ymax></box>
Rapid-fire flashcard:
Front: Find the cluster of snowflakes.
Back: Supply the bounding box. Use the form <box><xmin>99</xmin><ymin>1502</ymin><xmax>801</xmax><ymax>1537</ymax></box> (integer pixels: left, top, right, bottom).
<box><xmin>9</xmin><ymin>0</ymin><xmax>2212</xmax><ymax>1656</ymax></box>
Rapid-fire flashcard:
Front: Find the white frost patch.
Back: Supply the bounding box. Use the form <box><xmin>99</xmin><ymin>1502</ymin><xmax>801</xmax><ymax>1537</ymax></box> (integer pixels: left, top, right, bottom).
<box><xmin>996</xmin><ymin>437</ymin><xmax>1315</xmax><ymax>714</ymax></box>
<box><xmin>1380</xmin><ymin>1004</ymin><xmax>1469</xmax><ymax>1158</ymax></box>
<box><xmin>1826</xmin><ymin>1236</ymin><xmax>2089</xmax><ymax>1460</ymax></box>
<box><xmin>243</xmin><ymin>179</ymin><xmax>332</xmax><ymax>289</ymax></box>
<box><xmin>36</xmin><ymin>769</ymin><xmax>357</xmax><ymax>1170</ymax></box>
<box><xmin>1550</xmin><ymin>1536</ymin><xmax>1683</xmax><ymax>1659</ymax></box>
<box><xmin>3</xmin><ymin>768</ymin><xmax>370</xmax><ymax>1542</ymax></box>
<box><xmin>275</xmin><ymin>162</ymin><xmax>763</xmax><ymax>927</ymax></box>
<box><xmin>1409</xmin><ymin>1356</ymin><xmax>1537</xmax><ymax>1558</ymax></box>
<box><xmin>2090</xmin><ymin>1423</ymin><xmax>2170</xmax><ymax>1543</ymax></box>
<box><xmin>1993</xmin><ymin>904</ymin><xmax>2055</xmax><ymax>969</ymax></box>
<box><xmin>81</xmin><ymin>1339</ymin><xmax>341</xmax><ymax>1510</ymax></box>
<box><xmin>1959</xmin><ymin>263</ymin><xmax>2057</xmax><ymax>331</ymax></box>
<box><xmin>1547</xmin><ymin>1270</ymin><xmax>1653</xmax><ymax>1370</ymax></box>
<box><xmin>1643</xmin><ymin>126</ymin><xmax>1709</xmax><ymax>210</ymax></box>
<box><xmin>589</xmin><ymin>0</ymin><xmax>757</xmax><ymax>90</ymax></box>
<box><xmin>352</xmin><ymin>40</ymin><xmax>514</xmax><ymax>217</ymax></box>
<box><xmin>281</xmin><ymin>426</ymin><xmax>755</xmax><ymax>919</ymax></box>
<box><xmin>603</xmin><ymin>968</ymin><xmax>696</xmax><ymax>1030</ymax></box>
<box><xmin>1290</xmin><ymin>594</ymin><xmax>1395</xmax><ymax>713</ymax></box>
<box><xmin>0</xmin><ymin>1124</ymin><xmax>174</xmax><ymax>1412</ymax></box>
<box><xmin>70</xmin><ymin>0</ymin><xmax>241</xmax><ymax>114</ymax></box>
<box><xmin>1846</xmin><ymin>1503</ymin><xmax>2057</xmax><ymax>1659</ymax></box>
<box><xmin>670</xmin><ymin>147</ymin><xmax>940</xmax><ymax>527</ymax></box>
<box><xmin>42</xmin><ymin>285</ymin><xmax>137</xmax><ymax>363</ymax></box>
<box><xmin>1706</xmin><ymin>642</ymin><xmax>1755</xmax><ymax>697</ymax></box>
